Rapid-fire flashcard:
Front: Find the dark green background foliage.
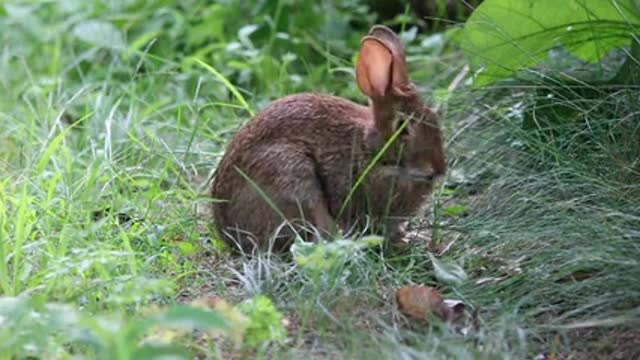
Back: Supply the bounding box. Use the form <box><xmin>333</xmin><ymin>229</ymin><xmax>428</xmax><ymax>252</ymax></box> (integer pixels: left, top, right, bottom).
<box><xmin>0</xmin><ymin>0</ymin><xmax>639</xmax><ymax>358</ymax></box>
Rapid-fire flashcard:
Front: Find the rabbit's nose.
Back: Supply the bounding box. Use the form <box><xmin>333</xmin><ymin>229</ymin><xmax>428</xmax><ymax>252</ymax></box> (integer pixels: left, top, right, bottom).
<box><xmin>421</xmin><ymin>138</ymin><xmax>446</xmax><ymax>177</ymax></box>
<box><xmin>426</xmin><ymin>167</ymin><xmax>445</xmax><ymax>182</ymax></box>
<box><xmin>431</xmin><ymin>156</ymin><xmax>446</xmax><ymax>178</ymax></box>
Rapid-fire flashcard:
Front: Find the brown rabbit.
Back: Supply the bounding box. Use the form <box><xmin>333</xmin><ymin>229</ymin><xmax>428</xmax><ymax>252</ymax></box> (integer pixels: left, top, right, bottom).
<box><xmin>209</xmin><ymin>25</ymin><xmax>445</xmax><ymax>253</ymax></box>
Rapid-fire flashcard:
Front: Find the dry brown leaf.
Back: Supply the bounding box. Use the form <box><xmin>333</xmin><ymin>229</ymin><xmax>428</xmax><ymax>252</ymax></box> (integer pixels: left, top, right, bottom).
<box><xmin>396</xmin><ymin>285</ymin><xmax>449</xmax><ymax>322</ymax></box>
<box><xmin>396</xmin><ymin>285</ymin><xmax>476</xmax><ymax>335</ymax></box>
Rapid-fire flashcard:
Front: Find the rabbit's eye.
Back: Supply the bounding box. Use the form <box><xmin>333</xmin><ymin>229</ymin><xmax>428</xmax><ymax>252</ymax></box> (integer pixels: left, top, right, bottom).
<box><xmin>394</xmin><ymin>118</ymin><xmax>411</xmax><ymax>136</ymax></box>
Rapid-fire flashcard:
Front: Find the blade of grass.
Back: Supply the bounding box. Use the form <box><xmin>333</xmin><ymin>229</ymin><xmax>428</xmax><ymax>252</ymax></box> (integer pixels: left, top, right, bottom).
<box><xmin>13</xmin><ymin>184</ymin><xmax>34</xmax><ymax>295</ymax></box>
<box><xmin>35</xmin><ymin>111</ymin><xmax>93</xmax><ymax>176</ymax></box>
<box><xmin>337</xmin><ymin>119</ymin><xmax>410</xmax><ymax>220</ymax></box>
<box><xmin>191</xmin><ymin>57</ymin><xmax>255</xmax><ymax>117</ymax></box>
<box><xmin>0</xmin><ymin>180</ymin><xmax>10</xmax><ymax>294</ymax></box>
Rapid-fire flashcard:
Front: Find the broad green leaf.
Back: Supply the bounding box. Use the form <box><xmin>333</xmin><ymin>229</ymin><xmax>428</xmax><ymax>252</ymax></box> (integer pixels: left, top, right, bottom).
<box><xmin>461</xmin><ymin>0</ymin><xmax>640</xmax><ymax>86</ymax></box>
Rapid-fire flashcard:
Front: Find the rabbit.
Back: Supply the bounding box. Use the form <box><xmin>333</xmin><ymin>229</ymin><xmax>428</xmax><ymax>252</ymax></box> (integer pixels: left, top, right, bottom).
<box><xmin>209</xmin><ymin>25</ymin><xmax>446</xmax><ymax>253</ymax></box>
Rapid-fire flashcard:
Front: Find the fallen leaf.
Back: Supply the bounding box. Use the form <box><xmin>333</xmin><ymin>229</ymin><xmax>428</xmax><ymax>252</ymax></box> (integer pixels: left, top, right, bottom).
<box><xmin>401</xmin><ymin>229</ymin><xmax>431</xmax><ymax>244</ymax></box>
<box><xmin>396</xmin><ymin>286</ymin><xmax>448</xmax><ymax>322</ymax></box>
<box><xmin>396</xmin><ymin>286</ymin><xmax>478</xmax><ymax>335</ymax></box>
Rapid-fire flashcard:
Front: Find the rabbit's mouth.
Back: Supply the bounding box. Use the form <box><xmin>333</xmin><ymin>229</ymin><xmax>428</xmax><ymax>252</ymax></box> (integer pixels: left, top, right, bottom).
<box><xmin>405</xmin><ymin>168</ymin><xmax>439</xmax><ymax>183</ymax></box>
<box><xmin>379</xmin><ymin>166</ymin><xmax>438</xmax><ymax>183</ymax></box>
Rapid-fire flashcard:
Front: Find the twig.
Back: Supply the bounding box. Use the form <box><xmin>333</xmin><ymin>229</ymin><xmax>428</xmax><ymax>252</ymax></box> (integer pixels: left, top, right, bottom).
<box><xmin>434</xmin><ymin>64</ymin><xmax>470</xmax><ymax>114</ymax></box>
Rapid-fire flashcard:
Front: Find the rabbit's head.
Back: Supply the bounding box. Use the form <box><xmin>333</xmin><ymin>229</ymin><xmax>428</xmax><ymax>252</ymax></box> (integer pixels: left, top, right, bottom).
<box><xmin>356</xmin><ymin>25</ymin><xmax>446</xmax><ymax>179</ymax></box>
<box><xmin>397</xmin><ymin>114</ymin><xmax>447</xmax><ymax>181</ymax></box>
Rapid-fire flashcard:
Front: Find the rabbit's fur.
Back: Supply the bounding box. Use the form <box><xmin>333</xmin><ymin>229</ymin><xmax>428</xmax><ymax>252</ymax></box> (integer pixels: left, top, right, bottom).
<box><xmin>209</xmin><ymin>25</ymin><xmax>445</xmax><ymax>253</ymax></box>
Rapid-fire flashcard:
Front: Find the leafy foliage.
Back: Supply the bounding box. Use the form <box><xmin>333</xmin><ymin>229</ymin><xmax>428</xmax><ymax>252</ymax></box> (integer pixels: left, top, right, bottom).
<box><xmin>461</xmin><ymin>0</ymin><xmax>640</xmax><ymax>86</ymax></box>
<box><xmin>0</xmin><ymin>296</ymin><xmax>227</xmax><ymax>359</ymax></box>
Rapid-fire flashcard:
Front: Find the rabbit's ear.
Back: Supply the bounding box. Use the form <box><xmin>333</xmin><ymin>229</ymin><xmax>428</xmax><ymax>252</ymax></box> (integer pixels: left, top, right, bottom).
<box><xmin>368</xmin><ymin>26</ymin><xmax>404</xmax><ymax>51</ymax></box>
<box><xmin>356</xmin><ymin>37</ymin><xmax>393</xmax><ymax>99</ymax></box>
<box><xmin>368</xmin><ymin>25</ymin><xmax>410</xmax><ymax>91</ymax></box>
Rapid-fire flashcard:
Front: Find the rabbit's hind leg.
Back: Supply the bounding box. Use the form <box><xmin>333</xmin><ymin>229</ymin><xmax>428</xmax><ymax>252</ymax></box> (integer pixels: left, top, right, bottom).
<box><xmin>250</xmin><ymin>144</ymin><xmax>336</xmax><ymax>245</ymax></box>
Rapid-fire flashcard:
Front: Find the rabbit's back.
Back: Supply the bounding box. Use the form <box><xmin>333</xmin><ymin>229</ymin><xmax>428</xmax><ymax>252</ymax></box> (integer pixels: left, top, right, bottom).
<box><xmin>238</xmin><ymin>93</ymin><xmax>370</xmax><ymax>142</ymax></box>
<box><xmin>214</xmin><ymin>93</ymin><xmax>374</xmax><ymax>205</ymax></box>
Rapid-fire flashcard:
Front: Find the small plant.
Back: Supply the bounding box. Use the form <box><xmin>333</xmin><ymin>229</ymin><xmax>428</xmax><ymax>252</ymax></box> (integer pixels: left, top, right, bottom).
<box><xmin>291</xmin><ymin>235</ymin><xmax>383</xmax><ymax>277</ymax></box>
<box><xmin>236</xmin><ymin>295</ymin><xmax>287</xmax><ymax>349</ymax></box>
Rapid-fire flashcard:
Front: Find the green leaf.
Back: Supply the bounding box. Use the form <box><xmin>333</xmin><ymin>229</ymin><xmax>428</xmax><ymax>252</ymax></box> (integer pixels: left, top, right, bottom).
<box><xmin>461</xmin><ymin>0</ymin><xmax>640</xmax><ymax>86</ymax></box>
<box><xmin>429</xmin><ymin>253</ymin><xmax>468</xmax><ymax>286</ymax></box>
<box><xmin>443</xmin><ymin>204</ymin><xmax>470</xmax><ymax>217</ymax></box>
<box><xmin>176</xmin><ymin>241</ymin><xmax>197</xmax><ymax>256</ymax></box>
<box><xmin>154</xmin><ymin>305</ymin><xmax>228</xmax><ymax>331</ymax></box>
<box><xmin>133</xmin><ymin>344</ymin><xmax>192</xmax><ymax>360</ymax></box>
<box><xmin>72</xmin><ymin>20</ymin><xmax>125</xmax><ymax>50</ymax></box>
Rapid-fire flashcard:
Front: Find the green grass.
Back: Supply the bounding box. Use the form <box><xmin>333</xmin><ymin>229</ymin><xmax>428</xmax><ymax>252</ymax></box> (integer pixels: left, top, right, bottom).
<box><xmin>1</xmin><ymin>1</ymin><xmax>639</xmax><ymax>359</ymax></box>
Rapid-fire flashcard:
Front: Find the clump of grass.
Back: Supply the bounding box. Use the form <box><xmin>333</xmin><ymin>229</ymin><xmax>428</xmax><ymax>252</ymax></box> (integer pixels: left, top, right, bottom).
<box><xmin>439</xmin><ymin>77</ymin><xmax>640</xmax><ymax>356</ymax></box>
